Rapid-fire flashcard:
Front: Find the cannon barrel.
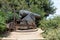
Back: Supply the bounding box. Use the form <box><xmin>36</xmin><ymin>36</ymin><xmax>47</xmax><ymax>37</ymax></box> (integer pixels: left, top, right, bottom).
<box><xmin>19</xmin><ymin>10</ymin><xmax>41</xmax><ymax>19</ymax></box>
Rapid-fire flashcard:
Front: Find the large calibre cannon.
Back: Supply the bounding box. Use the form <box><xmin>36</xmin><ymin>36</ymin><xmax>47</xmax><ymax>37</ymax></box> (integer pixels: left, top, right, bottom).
<box><xmin>18</xmin><ymin>10</ymin><xmax>41</xmax><ymax>29</ymax></box>
<box><xmin>7</xmin><ymin>10</ymin><xmax>41</xmax><ymax>31</ymax></box>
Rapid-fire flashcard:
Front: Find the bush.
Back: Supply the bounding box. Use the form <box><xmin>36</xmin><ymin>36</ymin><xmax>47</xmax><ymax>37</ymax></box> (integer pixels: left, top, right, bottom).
<box><xmin>0</xmin><ymin>16</ymin><xmax>6</xmax><ymax>33</ymax></box>
<box><xmin>39</xmin><ymin>17</ymin><xmax>59</xmax><ymax>30</ymax></box>
<box><xmin>5</xmin><ymin>12</ymin><xmax>20</xmax><ymax>23</ymax></box>
<box><xmin>39</xmin><ymin>16</ymin><xmax>60</xmax><ymax>40</ymax></box>
<box><xmin>0</xmin><ymin>10</ymin><xmax>6</xmax><ymax>17</ymax></box>
<box><xmin>42</xmin><ymin>28</ymin><xmax>60</xmax><ymax>40</ymax></box>
<box><xmin>0</xmin><ymin>11</ymin><xmax>20</xmax><ymax>33</ymax></box>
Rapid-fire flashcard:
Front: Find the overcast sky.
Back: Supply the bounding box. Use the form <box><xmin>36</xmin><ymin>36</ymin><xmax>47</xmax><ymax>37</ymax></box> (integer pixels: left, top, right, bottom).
<box><xmin>47</xmin><ymin>0</ymin><xmax>60</xmax><ymax>19</ymax></box>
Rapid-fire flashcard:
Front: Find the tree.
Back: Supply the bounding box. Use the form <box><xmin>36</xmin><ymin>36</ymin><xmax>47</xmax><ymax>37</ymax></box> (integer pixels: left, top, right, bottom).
<box><xmin>0</xmin><ymin>0</ymin><xmax>56</xmax><ymax>18</ymax></box>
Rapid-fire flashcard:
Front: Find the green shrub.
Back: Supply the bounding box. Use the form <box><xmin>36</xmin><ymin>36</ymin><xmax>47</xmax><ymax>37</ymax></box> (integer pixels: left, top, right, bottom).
<box><xmin>39</xmin><ymin>17</ymin><xmax>59</xmax><ymax>30</ymax></box>
<box><xmin>6</xmin><ymin>12</ymin><xmax>20</xmax><ymax>23</ymax></box>
<box><xmin>0</xmin><ymin>11</ymin><xmax>20</xmax><ymax>32</ymax></box>
<box><xmin>0</xmin><ymin>10</ymin><xmax>6</xmax><ymax>17</ymax></box>
<box><xmin>39</xmin><ymin>16</ymin><xmax>60</xmax><ymax>40</ymax></box>
<box><xmin>42</xmin><ymin>28</ymin><xmax>60</xmax><ymax>40</ymax></box>
<box><xmin>0</xmin><ymin>16</ymin><xmax>6</xmax><ymax>33</ymax></box>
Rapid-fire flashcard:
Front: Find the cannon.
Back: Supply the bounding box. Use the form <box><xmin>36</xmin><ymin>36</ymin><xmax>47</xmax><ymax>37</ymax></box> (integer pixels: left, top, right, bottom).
<box><xmin>18</xmin><ymin>10</ymin><xmax>41</xmax><ymax>29</ymax></box>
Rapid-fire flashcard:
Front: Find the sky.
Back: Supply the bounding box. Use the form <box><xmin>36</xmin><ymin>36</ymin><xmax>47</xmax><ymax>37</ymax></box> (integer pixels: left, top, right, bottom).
<box><xmin>47</xmin><ymin>0</ymin><xmax>60</xmax><ymax>19</ymax></box>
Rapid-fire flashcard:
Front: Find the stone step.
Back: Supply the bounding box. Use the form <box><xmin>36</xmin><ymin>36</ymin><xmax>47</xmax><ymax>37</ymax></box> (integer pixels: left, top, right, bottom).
<box><xmin>1</xmin><ymin>28</ymin><xmax>44</xmax><ymax>40</ymax></box>
<box><xmin>1</xmin><ymin>38</ymin><xmax>45</xmax><ymax>40</ymax></box>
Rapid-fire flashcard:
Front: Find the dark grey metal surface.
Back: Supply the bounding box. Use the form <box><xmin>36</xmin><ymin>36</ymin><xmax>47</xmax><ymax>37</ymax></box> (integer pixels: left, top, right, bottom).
<box><xmin>18</xmin><ymin>10</ymin><xmax>40</xmax><ymax>29</ymax></box>
<box><xmin>19</xmin><ymin>10</ymin><xmax>40</xmax><ymax>18</ymax></box>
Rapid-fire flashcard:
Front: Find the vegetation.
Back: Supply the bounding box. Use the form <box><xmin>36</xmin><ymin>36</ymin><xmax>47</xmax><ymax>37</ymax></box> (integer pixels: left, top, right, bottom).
<box><xmin>0</xmin><ymin>11</ymin><xmax>6</xmax><ymax>33</ymax></box>
<box><xmin>0</xmin><ymin>0</ymin><xmax>56</xmax><ymax>27</ymax></box>
<box><xmin>39</xmin><ymin>16</ymin><xmax>60</xmax><ymax>40</ymax></box>
<box><xmin>0</xmin><ymin>0</ymin><xmax>56</xmax><ymax>18</ymax></box>
<box><xmin>5</xmin><ymin>11</ymin><xmax>20</xmax><ymax>23</ymax></box>
<box><xmin>0</xmin><ymin>10</ymin><xmax>20</xmax><ymax>33</ymax></box>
